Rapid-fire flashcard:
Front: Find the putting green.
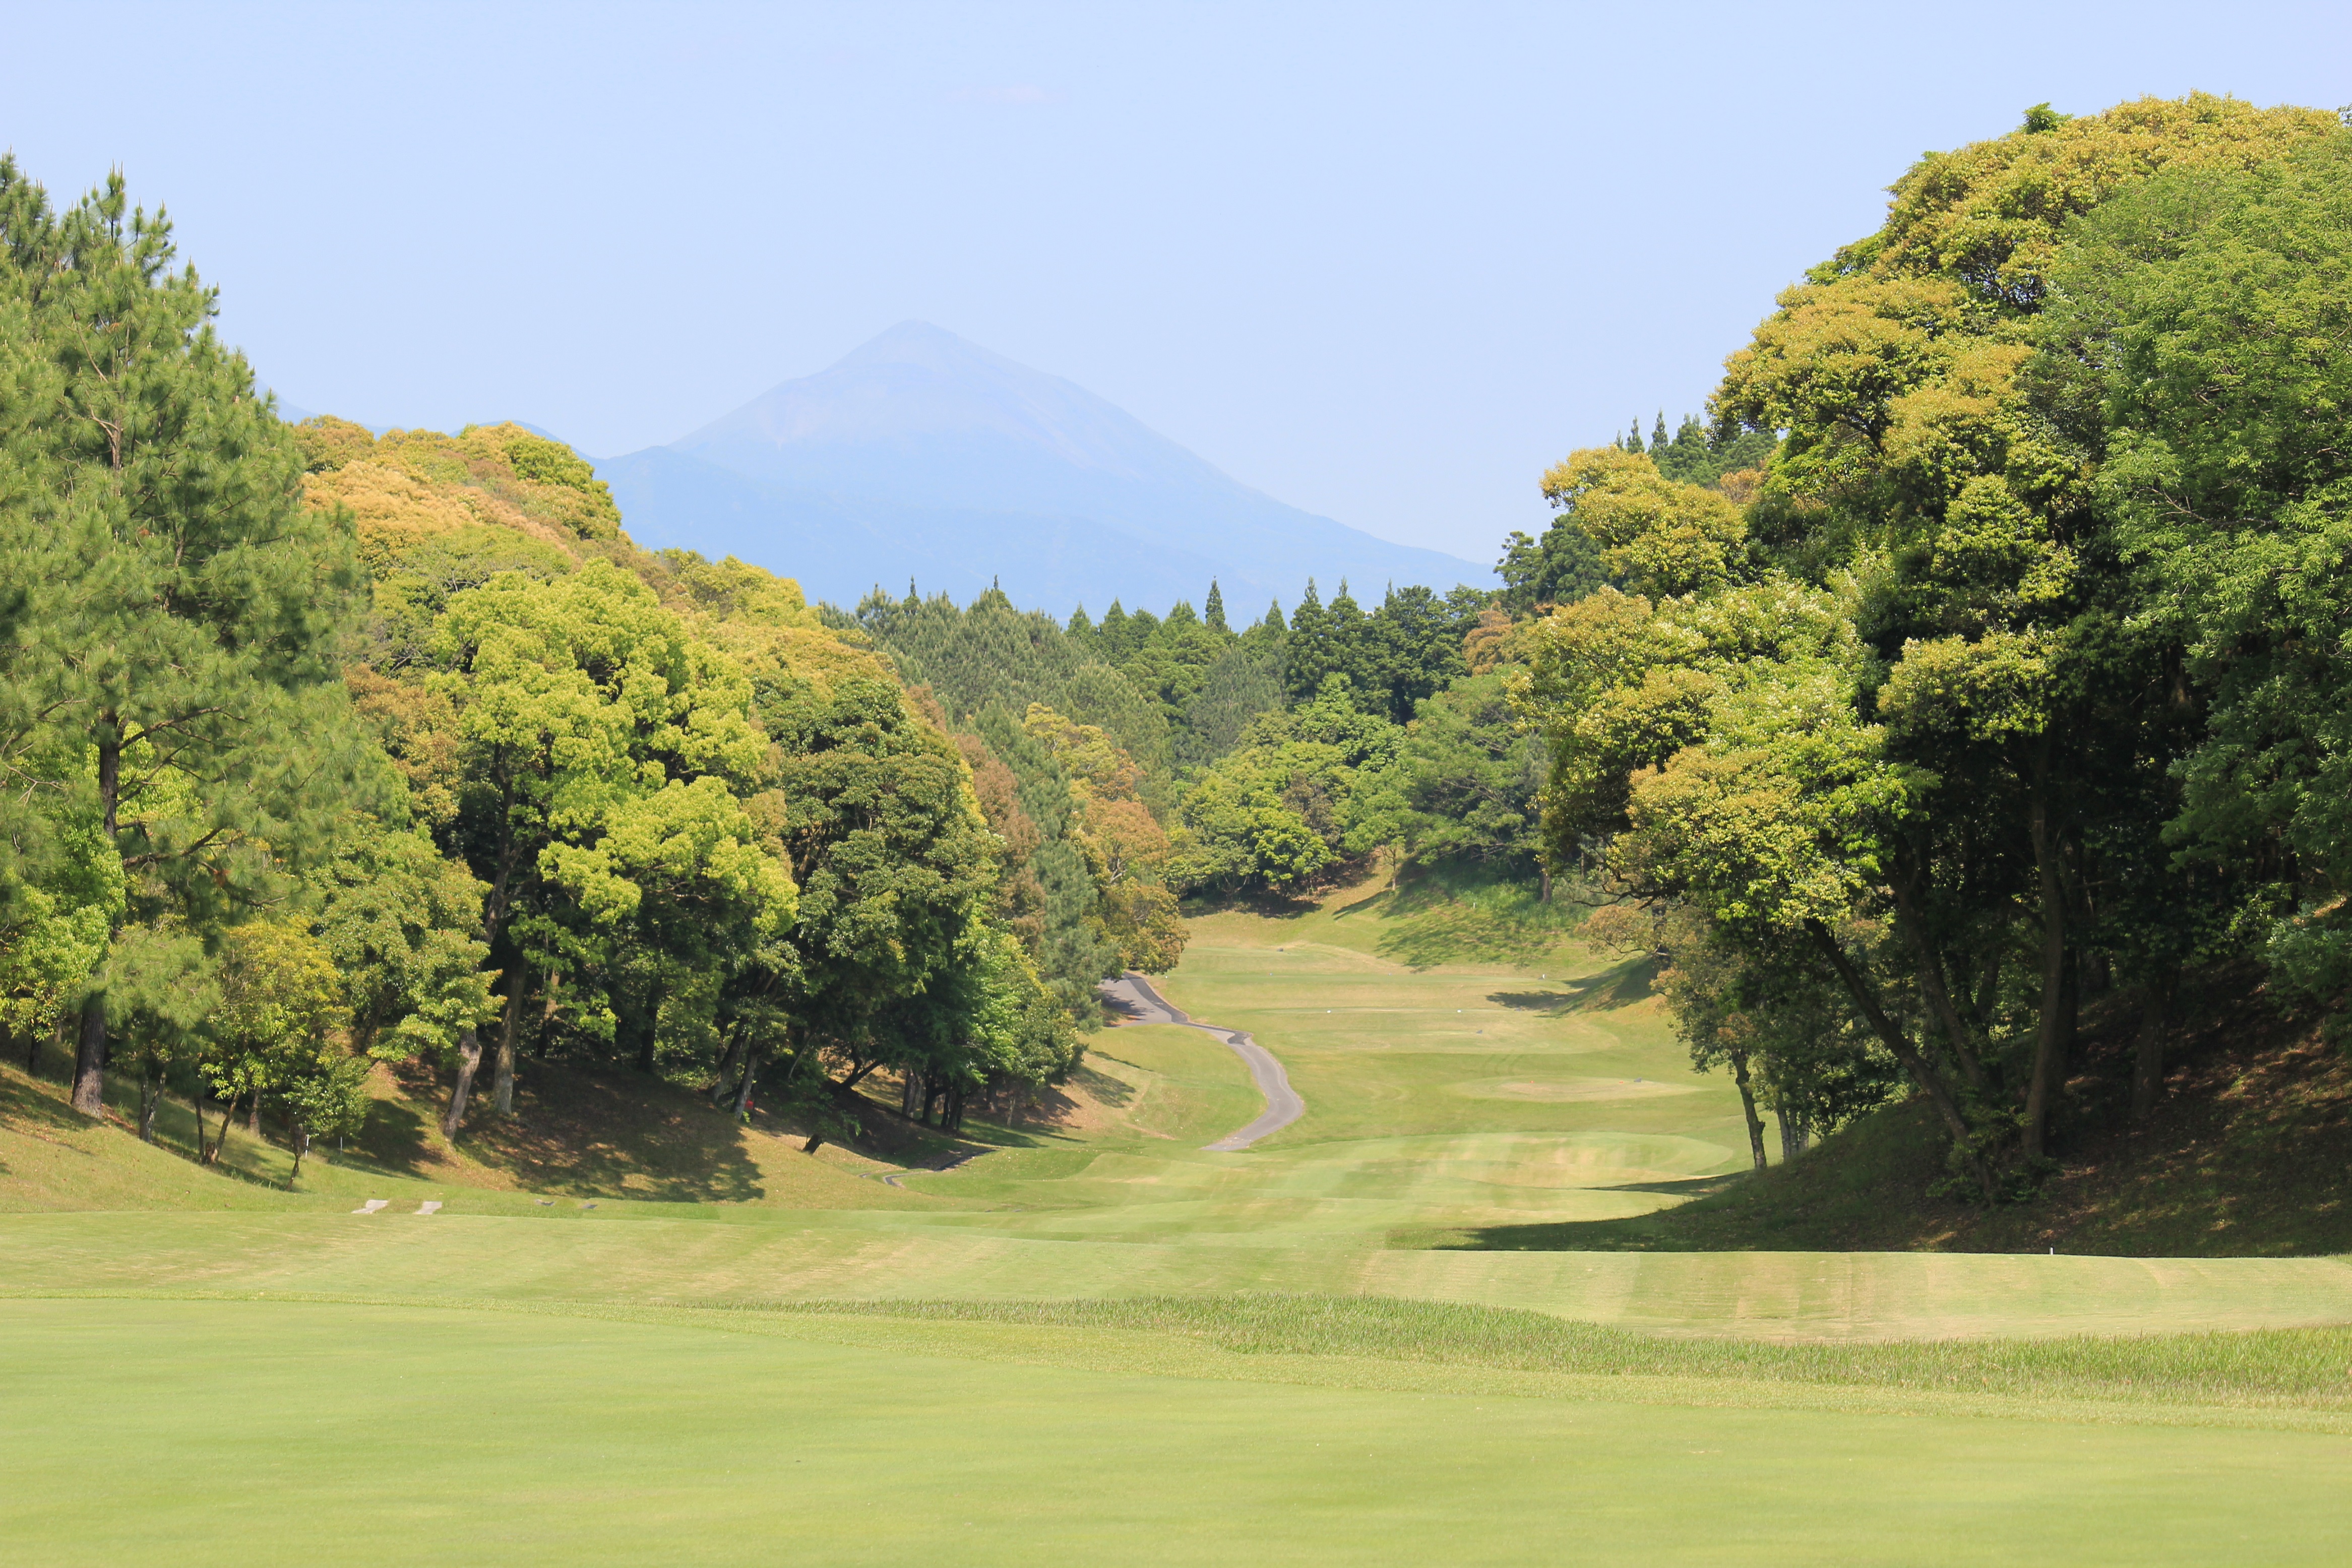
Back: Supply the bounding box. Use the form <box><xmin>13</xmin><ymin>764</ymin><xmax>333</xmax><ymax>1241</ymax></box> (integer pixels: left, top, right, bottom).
<box><xmin>7</xmin><ymin>1298</ymin><xmax>2350</xmax><ymax>1566</ymax></box>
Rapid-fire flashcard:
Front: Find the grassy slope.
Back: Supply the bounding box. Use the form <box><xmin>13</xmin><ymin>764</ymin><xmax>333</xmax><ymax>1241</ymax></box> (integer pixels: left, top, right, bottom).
<box><xmin>12</xmin><ymin>875</ymin><xmax>2352</xmax><ymax>1558</ymax></box>
<box><xmin>0</xmin><ymin>1035</ymin><xmax>944</xmax><ymax>1215</ymax></box>
<box><xmin>1438</xmin><ymin>963</ymin><xmax>2352</xmax><ymax>1258</ymax></box>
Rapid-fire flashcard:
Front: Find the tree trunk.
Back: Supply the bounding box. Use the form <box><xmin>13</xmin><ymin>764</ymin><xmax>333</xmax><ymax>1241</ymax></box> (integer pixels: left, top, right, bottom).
<box><xmin>202</xmin><ymin>1093</ymin><xmax>233</xmax><ymax>1165</ymax></box>
<box><xmin>1804</xmin><ymin>917</ymin><xmax>1996</xmax><ymax>1201</ymax></box>
<box><xmin>138</xmin><ymin>1053</ymin><xmax>163</xmax><ymax>1143</ymax></box>
<box><xmin>2131</xmin><ymin>968</ymin><xmax>2180</xmax><ymax>1124</ymax></box>
<box><xmin>73</xmin><ymin>732</ymin><xmax>123</xmax><ymax>1115</ymax></box>
<box><xmin>632</xmin><ymin>977</ymin><xmax>666</xmax><ymax>1076</ymax></box>
<box><xmin>442</xmin><ymin>1027</ymin><xmax>483</xmax><ymax>1138</ymax></box>
<box><xmin>71</xmin><ymin>992</ymin><xmax>107</xmax><ymax>1118</ymax></box>
<box><xmin>1778</xmin><ymin>1105</ymin><xmax>1810</xmax><ymax>1163</ymax></box>
<box><xmin>1890</xmin><ymin>873</ymin><xmax>1989</xmax><ymax>1093</ymax></box>
<box><xmin>2023</xmin><ymin>760</ymin><xmax>2074</xmax><ymax>1162</ymax></box>
<box><xmin>1538</xmin><ymin>864</ymin><xmax>1552</xmax><ymax>904</ymax></box>
<box><xmin>1727</xmin><ymin>1048</ymin><xmax>1768</xmax><ymax>1171</ymax></box>
<box><xmin>193</xmin><ymin>1090</ymin><xmax>207</xmax><ymax>1164</ymax></box>
<box><xmin>534</xmin><ymin>972</ymin><xmax>561</xmax><ymax>1059</ymax></box>
<box><xmin>710</xmin><ymin>1021</ymin><xmax>747</xmax><ymax>1107</ymax></box>
<box><xmin>492</xmin><ymin>977</ymin><xmax>527</xmax><ymax>1116</ymax></box>
<box><xmin>246</xmin><ymin>1094</ymin><xmax>261</xmax><ymax>1135</ymax></box>
<box><xmin>732</xmin><ymin>1035</ymin><xmax>763</xmax><ymax>1119</ymax></box>
<box><xmin>289</xmin><ymin>1125</ymin><xmax>308</xmax><ymax>1184</ymax></box>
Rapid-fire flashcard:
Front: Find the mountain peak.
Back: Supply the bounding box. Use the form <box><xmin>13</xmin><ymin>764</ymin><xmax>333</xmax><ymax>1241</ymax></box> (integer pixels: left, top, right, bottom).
<box><xmin>601</xmin><ymin>326</ymin><xmax>1488</xmax><ymax>614</ymax></box>
<box><xmin>833</xmin><ymin>319</ymin><xmax>1013</xmax><ymax>372</ymax></box>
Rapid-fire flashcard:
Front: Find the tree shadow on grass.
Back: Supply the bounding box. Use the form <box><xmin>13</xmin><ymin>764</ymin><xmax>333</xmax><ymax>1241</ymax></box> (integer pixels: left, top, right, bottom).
<box><xmin>385</xmin><ymin>1056</ymin><xmax>768</xmax><ymax>1203</ymax></box>
<box><xmin>1179</xmin><ymin>888</ymin><xmax>1324</xmax><ymax>922</ymax></box>
<box><xmin>1489</xmin><ymin>955</ymin><xmax>1656</xmax><ymax>1013</ymax></box>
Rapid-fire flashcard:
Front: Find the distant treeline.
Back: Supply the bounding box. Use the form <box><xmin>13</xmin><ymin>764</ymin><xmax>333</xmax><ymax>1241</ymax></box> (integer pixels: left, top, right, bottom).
<box><xmin>836</xmin><ymin>572</ymin><xmax>1545</xmax><ymax>910</ymax></box>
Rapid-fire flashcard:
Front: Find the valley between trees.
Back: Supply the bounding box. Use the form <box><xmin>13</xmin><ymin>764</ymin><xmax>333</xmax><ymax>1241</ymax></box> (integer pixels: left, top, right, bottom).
<box><xmin>9</xmin><ymin>90</ymin><xmax>2352</xmax><ymax>1563</ymax></box>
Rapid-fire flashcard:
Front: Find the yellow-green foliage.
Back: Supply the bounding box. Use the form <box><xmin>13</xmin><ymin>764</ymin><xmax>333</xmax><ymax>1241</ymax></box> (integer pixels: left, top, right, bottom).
<box><xmin>295</xmin><ymin>416</ymin><xmax>624</xmax><ymax>572</ymax></box>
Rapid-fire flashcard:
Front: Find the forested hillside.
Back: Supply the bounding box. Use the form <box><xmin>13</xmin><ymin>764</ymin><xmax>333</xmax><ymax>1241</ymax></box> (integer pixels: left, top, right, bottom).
<box><xmin>0</xmin><ymin>160</ymin><xmax>1109</xmax><ymax>1161</ymax></box>
<box><xmin>11</xmin><ymin>92</ymin><xmax>2352</xmax><ymax>1233</ymax></box>
<box><xmin>1509</xmin><ymin>94</ymin><xmax>2352</xmax><ymax>1204</ymax></box>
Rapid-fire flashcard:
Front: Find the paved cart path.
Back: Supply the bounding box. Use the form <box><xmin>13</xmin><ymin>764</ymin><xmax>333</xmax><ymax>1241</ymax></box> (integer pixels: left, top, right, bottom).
<box><xmin>1100</xmin><ymin>972</ymin><xmax>1305</xmax><ymax>1151</ymax></box>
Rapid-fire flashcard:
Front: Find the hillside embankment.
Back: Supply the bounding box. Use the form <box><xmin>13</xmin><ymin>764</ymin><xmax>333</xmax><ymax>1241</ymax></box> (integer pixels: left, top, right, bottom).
<box><xmin>1419</xmin><ymin>963</ymin><xmax>2352</xmax><ymax>1258</ymax></box>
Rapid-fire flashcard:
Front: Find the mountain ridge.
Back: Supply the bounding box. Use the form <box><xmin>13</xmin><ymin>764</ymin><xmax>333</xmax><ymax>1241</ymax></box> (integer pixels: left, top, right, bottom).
<box><xmin>595</xmin><ymin>322</ymin><xmax>1489</xmax><ymax>614</ymax></box>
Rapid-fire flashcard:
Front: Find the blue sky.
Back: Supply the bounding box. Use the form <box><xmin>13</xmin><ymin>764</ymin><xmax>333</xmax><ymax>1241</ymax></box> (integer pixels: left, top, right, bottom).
<box><xmin>6</xmin><ymin>1</ymin><xmax>2347</xmax><ymax>563</ymax></box>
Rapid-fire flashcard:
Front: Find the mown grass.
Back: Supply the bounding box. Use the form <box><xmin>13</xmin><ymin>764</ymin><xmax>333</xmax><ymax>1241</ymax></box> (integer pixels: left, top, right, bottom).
<box><xmin>777</xmin><ymin>1292</ymin><xmax>2352</xmax><ymax>1413</ymax></box>
<box><xmin>17</xmin><ymin>1296</ymin><xmax>2352</xmax><ymax>1567</ymax></box>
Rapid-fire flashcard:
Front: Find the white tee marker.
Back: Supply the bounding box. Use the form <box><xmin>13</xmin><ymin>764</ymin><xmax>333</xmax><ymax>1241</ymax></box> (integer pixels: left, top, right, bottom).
<box><xmin>416</xmin><ymin>1201</ymin><xmax>443</xmax><ymax>1215</ymax></box>
<box><xmin>351</xmin><ymin>1199</ymin><xmax>389</xmax><ymax>1214</ymax></box>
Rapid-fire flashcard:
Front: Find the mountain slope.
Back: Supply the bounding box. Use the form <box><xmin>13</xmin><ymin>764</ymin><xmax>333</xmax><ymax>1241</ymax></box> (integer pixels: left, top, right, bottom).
<box><xmin>597</xmin><ymin>322</ymin><xmax>1489</xmax><ymax>614</ymax></box>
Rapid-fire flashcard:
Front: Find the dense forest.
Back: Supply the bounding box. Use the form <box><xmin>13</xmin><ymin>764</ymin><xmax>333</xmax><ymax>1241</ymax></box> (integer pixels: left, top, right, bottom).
<box><xmin>0</xmin><ymin>153</ymin><xmax>1533</xmax><ymax>1165</ymax></box>
<box><xmin>1513</xmin><ymin>94</ymin><xmax>2352</xmax><ymax>1197</ymax></box>
<box><xmin>9</xmin><ymin>90</ymin><xmax>2350</xmax><ymax>1214</ymax></box>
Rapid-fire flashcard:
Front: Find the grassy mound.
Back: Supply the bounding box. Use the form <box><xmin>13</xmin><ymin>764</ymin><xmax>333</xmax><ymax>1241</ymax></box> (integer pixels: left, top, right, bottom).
<box><xmin>1420</xmin><ymin>965</ymin><xmax>2352</xmax><ymax>1257</ymax></box>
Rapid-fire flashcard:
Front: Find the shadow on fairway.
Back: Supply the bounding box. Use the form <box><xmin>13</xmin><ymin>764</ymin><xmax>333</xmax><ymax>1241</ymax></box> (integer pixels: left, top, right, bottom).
<box><xmin>1489</xmin><ymin>955</ymin><xmax>1656</xmax><ymax>1015</ymax></box>
<box><xmin>1393</xmin><ymin>1174</ymin><xmax>1755</xmax><ymax>1253</ymax></box>
<box><xmin>374</xmin><ymin>1057</ymin><xmax>770</xmax><ymax>1202</ymax></box>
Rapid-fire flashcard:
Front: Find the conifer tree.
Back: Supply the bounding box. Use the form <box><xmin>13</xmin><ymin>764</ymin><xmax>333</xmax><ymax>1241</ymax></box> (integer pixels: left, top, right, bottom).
<box><xmin>0</xmin><ymin>163</ymin><xmax>366</xmax><ymax>1117</ymax></box>
<box><xmin>1284</xmin><ymin>580</ymin><xmax>1334</xmax><ymax>702</ymax></box>
<box><xmin>1204</xmin><ymin>581</ymin><xmax>1228</xmax><ymax>634</ymax></box>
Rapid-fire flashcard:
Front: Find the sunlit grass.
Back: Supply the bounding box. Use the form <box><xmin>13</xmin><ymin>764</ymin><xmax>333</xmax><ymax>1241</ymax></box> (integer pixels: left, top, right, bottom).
<box><xmin>778</xmin><ymin>1292</ymin><xmax>2352</xmax><ymax>1413</ymax></box>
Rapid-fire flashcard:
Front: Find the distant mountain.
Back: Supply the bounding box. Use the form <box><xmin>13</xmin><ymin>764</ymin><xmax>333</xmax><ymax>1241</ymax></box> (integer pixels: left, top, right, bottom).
<box><xmin>594</xmin><ymin>322</ymin><xmax>1489</xmax><ymax>614</ymax></box>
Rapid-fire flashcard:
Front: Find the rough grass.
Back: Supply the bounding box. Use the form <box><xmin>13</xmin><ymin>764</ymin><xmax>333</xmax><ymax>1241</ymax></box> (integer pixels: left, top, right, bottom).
<box><xmin>781</xmin><ymin>1292</ymin><xmax>2352</xmax><ymax>1415</ymax></box>
<box><xmin>1421</xmin><ymin>965</ymin><xmax>2352</xmax><ymax>1258</ymax></box>
<box><xmin>1</xmin><ymin>1039</ymin><xmax>944</xmax><ymax>1213</ymax></box>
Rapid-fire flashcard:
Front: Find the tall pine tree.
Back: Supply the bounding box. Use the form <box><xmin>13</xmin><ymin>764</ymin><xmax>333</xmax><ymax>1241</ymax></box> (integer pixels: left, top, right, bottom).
<box><xmin>1284</xmin><ymin>580</ymin><xmax>1334</xmax><ymax>702</ymax></box>
<box><xmin>0</xmin><ymin>164</ymin><xmax>365</xmax><ymax>1117</ymax></box>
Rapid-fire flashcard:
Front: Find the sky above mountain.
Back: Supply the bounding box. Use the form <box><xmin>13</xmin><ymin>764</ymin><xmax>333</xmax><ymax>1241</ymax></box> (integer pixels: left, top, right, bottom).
<box><xmin>598</xmin><ymin>321</ymin><xmax>1486</xmax><ymax>613</ymax></box>
<box><xmin>6</xmin><ymin>3</ymin><xmax>2347</xmax><ymax>566</ymax></box>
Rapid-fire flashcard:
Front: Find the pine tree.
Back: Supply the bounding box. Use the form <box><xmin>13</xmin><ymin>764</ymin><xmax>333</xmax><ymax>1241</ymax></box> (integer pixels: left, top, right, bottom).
<box><xmin>2</xmin><ymin>165</ymin><xmax>367</xmax><ymax>1116</ymax></box>
<box><xmin>1204</xmin><ymin>580</ymin><xmax>1228</xmax><ymax>635</ymax></box>
<box><xmin>1284</xmin><ymin>580</ymin><xmax>1332</xmax><ymax>702</ymax></box>
<box><xmin>1260</xmin><ymin>600</ymin><xmax>1286</xmax><ymax>634</ymax></box>
<box><xmin>1625</xmin><ymin>418</ymin><xmax>1644</xmax><ymax>454</ymax></box>
<box><xmin>1651</xmin><ymin>411</ymin><xmax>1668</xmax><ymax>451</ymax></box>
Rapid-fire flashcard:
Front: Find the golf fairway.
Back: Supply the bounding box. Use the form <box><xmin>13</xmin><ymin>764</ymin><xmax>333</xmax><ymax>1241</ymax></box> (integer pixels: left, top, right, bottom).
<box><xmin>7</xmin><ymin>1298</ymin><xmax>2351</xmax><ymax>1566</ymax></box>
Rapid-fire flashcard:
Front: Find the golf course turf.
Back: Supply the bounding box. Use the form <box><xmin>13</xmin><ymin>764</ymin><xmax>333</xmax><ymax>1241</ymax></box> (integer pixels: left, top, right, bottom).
<box><xmin>6</xmin><ymin>880</ymin><xmax>2347</xmax><ymax>1562</ymax></box>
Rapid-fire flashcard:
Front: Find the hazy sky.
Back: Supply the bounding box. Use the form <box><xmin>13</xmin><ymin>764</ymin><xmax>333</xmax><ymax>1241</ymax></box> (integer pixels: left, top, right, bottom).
<box><xmin>6</xmin><ymin>2</ymin><xmax>2347</xmax><ymax>563</ymax></box>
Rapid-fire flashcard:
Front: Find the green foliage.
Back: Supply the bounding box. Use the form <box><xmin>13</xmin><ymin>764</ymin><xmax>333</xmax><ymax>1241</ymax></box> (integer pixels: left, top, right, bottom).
<box><xmin>2040</xmin><ymin>133</ymin><xmax>2352</xmax><ymax>1009</ymax></box>
<box><xmin>307</xmin><ymin>820</ymin><xmax>495</xmax><ymax>1063</ymax></box>
<box><xmin>1171</xmin><ymin>682</ymin><xmax>1403</xmax><ymax>895</ymax></box>
<box><xmin>1392</xmin><ymin>670</ymin><xmax>1545</xmax><ymax>873</ymax></box>
<box><xmin>1513</xmin><ymin>95</ymin><xmax>2350</xmax><ymax>1198</ymax></box>
<box><xmin>0</xmin><ymin>158</ymin><xmax>373</xmax><ymax>1114</ymax></box>
<box><xmin>848</xmin><ymin>585</ymin><xmax>1170</xmax><ymax>772</ymax></box>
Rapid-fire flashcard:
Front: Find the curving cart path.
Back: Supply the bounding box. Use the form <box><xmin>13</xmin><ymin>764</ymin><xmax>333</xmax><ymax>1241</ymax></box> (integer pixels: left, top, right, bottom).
<box><xmin>1099</xmin><ymin>972</ymin><xmax>1305</xmax><ymax>1151</ymax></box>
